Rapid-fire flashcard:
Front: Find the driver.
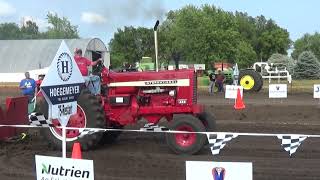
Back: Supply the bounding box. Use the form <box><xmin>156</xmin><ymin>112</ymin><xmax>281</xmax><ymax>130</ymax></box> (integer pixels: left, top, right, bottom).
<box><xmin>74</xmin><ymin>48</ymin><xmax>102</xmax><ymax>95</ymax></box>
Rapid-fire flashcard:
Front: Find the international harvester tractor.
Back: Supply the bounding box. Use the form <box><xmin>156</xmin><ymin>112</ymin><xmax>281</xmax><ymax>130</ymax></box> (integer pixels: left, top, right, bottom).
<box><xmin>36</xmin><ymin>65</ymin><xmax>216</xmax><ymax>155</ymax></box>
<box><xmin>35</xmin><ymin>22</ymin><xmax>216</xmax><ymax>155</ymax></box>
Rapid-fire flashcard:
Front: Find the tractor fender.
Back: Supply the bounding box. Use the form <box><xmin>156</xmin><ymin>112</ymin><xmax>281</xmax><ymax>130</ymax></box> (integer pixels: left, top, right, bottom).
<box><xmin>192</xmin><ymin>104</ymin><xmax>204</xmax><ymax>115</ymax></box>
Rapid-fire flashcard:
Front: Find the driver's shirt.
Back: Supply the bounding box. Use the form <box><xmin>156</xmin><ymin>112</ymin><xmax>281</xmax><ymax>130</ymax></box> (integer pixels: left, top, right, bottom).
<box><xmin>74</xmin><ymin>55</ymin><xmax>92</xmax><ymax>76</ymax></box>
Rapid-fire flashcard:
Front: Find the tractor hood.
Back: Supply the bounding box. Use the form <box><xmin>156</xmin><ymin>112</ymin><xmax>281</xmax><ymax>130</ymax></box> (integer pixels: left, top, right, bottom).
<box><xmin>107</xmin><ymin>69</ymin><xmax>195</xmax><ymax>87</ymax></box>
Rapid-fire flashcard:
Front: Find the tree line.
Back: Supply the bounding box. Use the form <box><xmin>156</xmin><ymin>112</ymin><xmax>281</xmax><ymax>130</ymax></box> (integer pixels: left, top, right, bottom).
<box><xmin>109</xmin><ymin>5</ymin><xmax>320</xmax><ymax>79</ymax></box>
<box><xmin>0</xmin><ymin>13</ymin><xmax>79</xmax><ymax>40</ymax></box>
<box><xmin>109</xmin><ymin>5</ymin><xmax>291</xmax><ymax>68</ymax></box>
<box><xmin>267</xmin><ymin>33</ymin><xmax>320</xmax><ymax>79</ymax></box>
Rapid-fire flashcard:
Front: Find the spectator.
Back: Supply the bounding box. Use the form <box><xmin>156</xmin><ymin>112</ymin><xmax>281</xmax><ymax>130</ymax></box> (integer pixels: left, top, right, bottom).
<box><xmin>19</xmin><ymin>72</ymin><xmax>36</xmax><ymax>103</ymax></box>
<box><xmin>36</xmin><ymin>74</ymin><xmax>45</xmax><ymax>92</ymax></box>
<box><xmin>215</xmin><ymin>70</ymin><xmax>226</xmax><ymax>92</ymax></box>
<box><xmin>74</xmin><ymin>48</ymin><xmax>102</xmax><ymax>95</ymax></box>
<box><xmin>208</xmin><ymin>71</ymin><xmax>215</xmax><ymax>95</ymax></box>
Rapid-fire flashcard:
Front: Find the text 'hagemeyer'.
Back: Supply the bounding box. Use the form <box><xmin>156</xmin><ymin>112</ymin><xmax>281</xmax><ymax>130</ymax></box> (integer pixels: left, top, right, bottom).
<box><xmin>49</xmin><ymin>86</ymin><xmax>80</xmax><ymax>97</ymax></box>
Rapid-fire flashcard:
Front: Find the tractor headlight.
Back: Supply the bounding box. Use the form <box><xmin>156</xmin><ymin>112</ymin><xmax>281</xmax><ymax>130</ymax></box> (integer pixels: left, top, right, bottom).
<box><xmin>169</xmin><ymin>90</ymin><xmax>175</xmax><ymax>96</ymax></box>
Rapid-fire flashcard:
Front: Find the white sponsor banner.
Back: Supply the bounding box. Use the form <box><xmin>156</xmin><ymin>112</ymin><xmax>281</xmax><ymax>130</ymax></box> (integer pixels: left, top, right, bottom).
<box><xmin>269</xmin><ymin>84</ymin><xmax>287</xmax><ymax>98</ymax></box>
<box><xmin>186</xmin><ymin>161</ymin><xmax>252</xmax><ymax>180</ymax></box>
<box><xmin>40</xmin><ymin>40</ymin><xmax>85</xmax><ymax>125</ymax></box>
<box><xmin>51</xmin><ymin>101</ymin><xmax>77</xmax><ymax>126</ymax></box>
<box><xmin>179</xmin><ymin>64</ymin><xmax>188</xmax><ymax>69</ymax></box>
<box><xmin>194</xmin><ymin>64</ymin><xmax>205</xmax><ymax>70</ymax></box>
<box><xmin>35</xmin><ymin>155</ymin><xmax>94</xmax><ymax>180</ymax></box>
<box><xmin>40</xmin><ymin>41</ymin><xmax>85</xmax><ymax>158</ymax></box>
<box><xmin>225</xmin><ymin>85</ymin><xmax>243</xmax><ymax>99</ymax></box>
<box><xmin>168</xmin><ymin>65</ymin><xmax>174</xmax><ymax>70</ymax></box>
<box><xmin>314</xmin><ymin>84</ymin><xmax>320</xmax><ymax>98</ymax></box>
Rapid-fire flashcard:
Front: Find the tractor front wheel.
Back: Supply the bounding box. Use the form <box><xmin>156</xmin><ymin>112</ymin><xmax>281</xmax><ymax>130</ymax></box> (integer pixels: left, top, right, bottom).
<box><xmin>166</xmin><ymin>114</ymin><xmax>206</xmax><ymax>155</ymax></box>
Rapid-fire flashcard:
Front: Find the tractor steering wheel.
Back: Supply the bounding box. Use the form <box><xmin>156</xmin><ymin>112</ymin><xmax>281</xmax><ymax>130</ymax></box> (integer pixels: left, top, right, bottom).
<box><xmin>92</xmin><ymin>60</ymin><xmax>104</xmax><ymax>76</ymax></box>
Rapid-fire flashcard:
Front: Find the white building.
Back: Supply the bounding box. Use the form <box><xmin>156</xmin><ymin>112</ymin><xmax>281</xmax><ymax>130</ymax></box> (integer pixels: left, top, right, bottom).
<box><xmin>0</xmin><ymin>38</ymin><xmax>109</xmax><ymax>82</ymax></box>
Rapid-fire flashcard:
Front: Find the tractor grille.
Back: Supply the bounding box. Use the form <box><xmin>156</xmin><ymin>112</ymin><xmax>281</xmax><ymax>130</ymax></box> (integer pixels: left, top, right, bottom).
<box><xmin>193</xmin><ymin>73</ymin><xmax>197</xmax><ymax>103</ymax></box>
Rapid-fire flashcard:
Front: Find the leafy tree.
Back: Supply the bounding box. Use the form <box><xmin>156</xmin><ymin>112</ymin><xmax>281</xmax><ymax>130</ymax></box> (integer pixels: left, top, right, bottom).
<box><xmin>109</xmin><ymin>26</ymin><xmax>154</xmax><ymax>67</ymax></box>
<box><xmin>20</xmin><ymin>21</ymin><xmax>39</xmax><ymax>39</ymax></box>
<box><xmin>160</xmin><ymin>5</ymin><xmax>247</xmax><ymax>67</ymax></box>
<box><xmin>159</xmin><ymin>5</ymin><xmax>290</xmax><ymax>67</ymax></box>
<box><xmin>42</xmin><ymin>12</ymin><xmax>79</xmax><ymax>39</ymax></box>
<box><xmin>0</xmin><ymin>13</ymin><xmax>79</xmax><ymax>40</ymax></box>
<box><xmin>235</xmin><ymin>14</ymin><xmax>291</xmax><ymax>61</ymax></box>
<box><xmin>109</xmin><ymin>4</ymin><xmax>290</xmax><ymax>68</ymax></box>
<box><xmin>292</xmin><ymin>32</ymin><xmax>320</xmax><ymax>61</ymax></box>
<box><xmin>234</xmin><ymin>41</ymin><xmax>257</xmax><ymax>68</ymax></box>
<box><xmin>257</xmin><ymin>28</ymin><xmax>291</xmax><ymax>60</ymax></box>
<box><xmin>293</xmin><ymin>51</ymin><xmax>320</xmax><ymax>79</ymax></box>
<box><xmin>0</xmin><ymin>23</ymin><xmax>21</xmax><ymax>39</ymax></box>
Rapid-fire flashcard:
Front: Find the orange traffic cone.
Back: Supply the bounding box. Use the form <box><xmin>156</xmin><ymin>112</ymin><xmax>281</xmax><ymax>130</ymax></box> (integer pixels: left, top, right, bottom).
<box><xmin>234</xmin><ymin>88</ymin><xmax>245</xmax><ymax>110</ymax></box>
<box><xmin>71</xmin><ymin>142</ymin><xmax>82</xmax><ymax>159</ymax></box>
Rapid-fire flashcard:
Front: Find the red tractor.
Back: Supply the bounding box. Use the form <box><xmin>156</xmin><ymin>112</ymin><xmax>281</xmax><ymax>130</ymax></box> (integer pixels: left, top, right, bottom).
<box><xmin>36</xmin><ymin>21</ymin><xmax>215</xmax><ymax>155</ymax></box>
<box><xmin>35</xmin><ymin>64</ymin><xmax>216</xmax><ymax>155</ymax></box>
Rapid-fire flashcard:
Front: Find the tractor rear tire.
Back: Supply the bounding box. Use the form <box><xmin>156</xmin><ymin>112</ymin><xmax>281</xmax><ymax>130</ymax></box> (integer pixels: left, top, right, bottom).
<box><xmin>99</xmin><ymin>124</ymin><xmax>123</xmax><ymax>145</ymax></box>
<box><xmin>256</xmin><ymin>73</ymin><xmax>264</xmax><ymax>91</ymax></box>
<box><xmin>239</xmin><ymin>70</ymin><xmax>263</xmax><ymax>92</ymax></box>
<box><xmin>198</xmin><ymin>111</ymin><xmax>216</xmax><ymax>132</ymax></box>
<box><xmin>35</xmin><ymin>89</ymin><xmax>105</xmax><ymax>151</ymax></box>
<box><xmin>166</xmin><ymin>114</ymin><xmax>206</xmax><ymax>155</ymax></box>
<box><xmin>198</xmin><ymin>111</ymin><xmax>216</xmax><ymax>144</ymax></box>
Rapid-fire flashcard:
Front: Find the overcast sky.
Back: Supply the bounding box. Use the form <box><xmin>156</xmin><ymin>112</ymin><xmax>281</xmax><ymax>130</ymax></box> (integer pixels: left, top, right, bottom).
<box><xmin>0</xmin><ymin>0</ymin><xmax>319</xmax><ymax>46</ymax></box>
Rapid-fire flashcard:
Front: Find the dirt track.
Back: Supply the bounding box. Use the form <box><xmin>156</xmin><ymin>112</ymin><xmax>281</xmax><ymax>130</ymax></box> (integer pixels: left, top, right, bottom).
<box><xmin>1</xmin><ymin>90</ymin><xmax>320</xmax><ymax>179</ymax></box>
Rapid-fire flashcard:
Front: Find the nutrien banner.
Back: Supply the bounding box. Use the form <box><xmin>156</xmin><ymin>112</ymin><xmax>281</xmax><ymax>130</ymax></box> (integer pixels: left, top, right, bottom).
<box><xmin>35</xmin><ymin>155</ymin><xmax>94</xmax><ymax>180</ymax></box>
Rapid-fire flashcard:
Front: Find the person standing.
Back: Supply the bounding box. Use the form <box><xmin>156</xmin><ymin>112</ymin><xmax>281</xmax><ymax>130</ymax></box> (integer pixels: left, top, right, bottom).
<box><xmin>35</xmin><ymin>74</ymin><xmax>45</xmax><ymax>92</ymax></box>
<box><xmin>19</xmin><ymin>72</ymin><xmax>36</xmax><ymax>102</ymax></box>
<box><xmin>215</xmin><ymin>70</ymin><xmax>226</xmax><ymax>93</ymax></box>
<box><xmin>208</xmin><ymin>71</ymin><xmax>215</xmax><ymax>95</ymax></box>
<box><xmin>74</xmin><ymin>48</ymin><xmax>102</xmax><ymax>95</ymax></box>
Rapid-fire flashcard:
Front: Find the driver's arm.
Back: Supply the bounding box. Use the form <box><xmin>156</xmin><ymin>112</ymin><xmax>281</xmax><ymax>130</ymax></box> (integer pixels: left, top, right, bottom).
<box><xmin>90</xmin><ymin>58</ymin><xmax>102</xmax><ymax>66</ymax></box>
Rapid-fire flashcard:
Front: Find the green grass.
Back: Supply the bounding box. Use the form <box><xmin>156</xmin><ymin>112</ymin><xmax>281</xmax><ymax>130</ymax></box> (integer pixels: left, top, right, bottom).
<box><xmin>290</xmin><ymin>79</ymin><xmax>320</xmax><ymax>89</ymax></box>
<box><xmin>0</xmin><ymin>82</ymin><xmax>19</xmax><ymax>87</ymax></box>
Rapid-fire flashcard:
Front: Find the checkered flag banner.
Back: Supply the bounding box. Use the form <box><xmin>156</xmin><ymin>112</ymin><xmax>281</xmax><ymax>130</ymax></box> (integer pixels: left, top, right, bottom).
<box><xmin>29</xmin><ymin>112</ymin><xmax>55</xmax><ymax>127</ymax></box>
<box><xmin>78</xmin><ymin>128</ymin><xmax>105</xmax><ymax>138</ymax></box>
<box><xmin>277</xmin><ymin>135</ymin><xmax>307</xmax><ymax>156</ymax></box>
<box><xmin>140</xmin><ymin>123</ymin><xmax>169</xmax><ymax>132</ymax></box>
<box><xmin>207</xmin><ymin>133</ymin><xmax>238</xmax><ymax>155</ymax></box>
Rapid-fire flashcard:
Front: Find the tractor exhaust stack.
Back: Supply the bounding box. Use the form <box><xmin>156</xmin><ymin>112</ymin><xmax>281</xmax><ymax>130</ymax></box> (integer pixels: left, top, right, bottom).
<box><xmin>154</xmin><ymin>20</ymin><xmax>159</xmax><ymax>72</ymax></box>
